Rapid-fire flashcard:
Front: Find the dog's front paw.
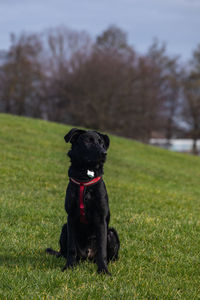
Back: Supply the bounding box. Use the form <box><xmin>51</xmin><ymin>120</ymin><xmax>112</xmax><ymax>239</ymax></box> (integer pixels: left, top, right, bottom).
<box><xmin>62</xmin><ymin>264</ymin><xmax>69</xmax><ymax>272</ymax></box>
<box><xmin>62</xmin><ymin>260</ymin><xmax>76</xmax><ymax>272</ymax></box>
<box><xmin>97</xmin><ymin>267</ymin><xmax>111</xmax><ymax>276</ymax></box>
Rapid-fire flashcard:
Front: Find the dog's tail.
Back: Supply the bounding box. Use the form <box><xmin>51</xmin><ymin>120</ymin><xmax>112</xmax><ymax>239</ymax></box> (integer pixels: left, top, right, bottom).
<box><xmin>45</xmin><ymin>248</ymin><xmax>62</xmax><ymax>258</ymax></box>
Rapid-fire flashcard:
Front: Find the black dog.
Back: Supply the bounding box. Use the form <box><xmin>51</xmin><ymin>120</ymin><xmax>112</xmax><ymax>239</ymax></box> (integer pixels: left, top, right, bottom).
<box><xmin>46</xmin><ymin>128</ymin><xmax>120</xmax><ymax>275</ymax></box>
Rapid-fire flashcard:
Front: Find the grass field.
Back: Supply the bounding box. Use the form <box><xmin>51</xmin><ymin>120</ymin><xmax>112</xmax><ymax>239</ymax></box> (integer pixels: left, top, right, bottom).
<box><xmin>0</xmin><ymin>113</ymin><xmax>200</xmax><ymax>299</ymax></box>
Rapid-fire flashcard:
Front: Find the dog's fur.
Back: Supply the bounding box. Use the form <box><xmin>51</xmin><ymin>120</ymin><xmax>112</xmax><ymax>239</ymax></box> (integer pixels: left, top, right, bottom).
<box><xmin>46</xmin><ymin>128</ymin><xmax>120</xmax><ymax>275</ymax></box>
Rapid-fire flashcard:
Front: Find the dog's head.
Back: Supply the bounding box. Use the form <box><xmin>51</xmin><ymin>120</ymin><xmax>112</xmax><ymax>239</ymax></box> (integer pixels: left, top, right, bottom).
<box><xmin>64</xmin><ymin>128</ymin><xmax>110</xmax><ymax>167</ymax></box>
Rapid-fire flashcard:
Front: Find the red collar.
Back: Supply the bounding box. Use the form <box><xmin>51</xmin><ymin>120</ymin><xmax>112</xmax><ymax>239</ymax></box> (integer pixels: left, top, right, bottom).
<box><xmin>70</xmin><ymin>176</ymin><xmax>102</xmax><ymax>186</ymax></box>
<box><xmin>70</xmin><ymin>176</ymin><xmax>102</xmax><ymax>223</ymax></box>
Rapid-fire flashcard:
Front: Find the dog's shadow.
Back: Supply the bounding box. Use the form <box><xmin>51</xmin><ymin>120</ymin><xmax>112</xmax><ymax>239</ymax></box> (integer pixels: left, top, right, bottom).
<box><xmin>0</xmin><ymin>250</ymin><xmax>65</xmax><ymax>270</ymax></box>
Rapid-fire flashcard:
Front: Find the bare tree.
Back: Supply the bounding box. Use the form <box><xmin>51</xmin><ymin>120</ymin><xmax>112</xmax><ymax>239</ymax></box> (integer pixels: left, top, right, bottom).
<box><xmin>0</xmin><ymin>33</ymin><xmax>43</xmax><ymax>117</ymax></box>
<box><xmin>182</xmin><ymin>63</ymin><xmax>200</xmax><ymax>154</ymax></box>
<box><xmin>146</xmin><ymin>40</ymin><xmax>181</xmax><ymax>141</ymax></box>
<box><xmin>63</xmin><ymin>26</ymin><xmax>137</xmax><ymax>135</ymax></box>
<box><xmin>39</xmin><ymin>27</ymin><xmax>92</xmax><ymax>122</ymax></box>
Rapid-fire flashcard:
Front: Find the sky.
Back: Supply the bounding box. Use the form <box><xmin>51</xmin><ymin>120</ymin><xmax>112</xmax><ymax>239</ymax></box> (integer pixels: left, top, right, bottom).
<box><xmin>1</xmin><ymin>0</ymin><xmax>200</xmax><ymax>61</ymax></box>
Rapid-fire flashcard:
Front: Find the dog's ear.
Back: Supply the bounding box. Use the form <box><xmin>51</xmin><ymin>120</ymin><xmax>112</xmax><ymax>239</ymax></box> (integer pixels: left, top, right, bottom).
<box><xmin>95</xmin><ymin>132</ymin><xmax>110</xmax><ymax>150</ymax></box>
<box><xmin>64</xmin><ymin>128</ymin><xmax>86</xmax><ymax>144</ymax></box>
<box><xmin>101</xmin><ymin>134</ymin><xmax>110</xmax><ymax>150</ymax></box>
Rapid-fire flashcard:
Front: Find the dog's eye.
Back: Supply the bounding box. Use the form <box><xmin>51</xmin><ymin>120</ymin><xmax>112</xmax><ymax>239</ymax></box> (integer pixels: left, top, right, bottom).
<box><xmin>86</xmin><ymin>137</ymin><xmax>94</xmax><ymax>144</ymax></box>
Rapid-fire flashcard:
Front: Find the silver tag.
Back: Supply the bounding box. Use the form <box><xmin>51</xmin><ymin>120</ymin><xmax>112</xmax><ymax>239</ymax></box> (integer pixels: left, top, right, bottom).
<box><xmin>87</xmin><ymin>170</ymin><xmax>94</xmax><ymax>178</ymax></box>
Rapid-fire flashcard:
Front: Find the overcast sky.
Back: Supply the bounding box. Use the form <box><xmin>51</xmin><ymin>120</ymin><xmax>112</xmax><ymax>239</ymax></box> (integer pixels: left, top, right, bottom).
<box><xmin>1</xmin><ymin>0</ymin><xmax>200</xmax><ymax>60</ymax></box>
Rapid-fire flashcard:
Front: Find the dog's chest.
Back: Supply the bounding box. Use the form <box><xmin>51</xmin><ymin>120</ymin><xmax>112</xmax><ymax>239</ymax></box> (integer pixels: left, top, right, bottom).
<box><xmin>66</xmin><ymin>183</ymin><xmax>96</xmax><ymax>220</ymax></box>
<box><xmin>83</xmin><ymin>188</ymin><xmax>93</xmax><ymax>208</ymax></box>
<box><xmin>65</xmin><ymin>178</ymin><xmax>108</xmax><ymax>223</ymax></box>
<box><xmin>80</xmin><ymin>186</ymin><xmax>95</xmax><ymax>221</ymax></box>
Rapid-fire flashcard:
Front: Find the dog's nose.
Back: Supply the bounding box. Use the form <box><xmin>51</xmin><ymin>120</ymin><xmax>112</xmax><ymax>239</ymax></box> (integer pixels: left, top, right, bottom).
<box><xmin>101</xmin><ymin>149</ymin><xmax>107</xmax><ymax>156</ymax></box>
<box><xmin>96</xmin><ymin>146</ymin><xmax>107</xmax><ymax>157</ymax></box>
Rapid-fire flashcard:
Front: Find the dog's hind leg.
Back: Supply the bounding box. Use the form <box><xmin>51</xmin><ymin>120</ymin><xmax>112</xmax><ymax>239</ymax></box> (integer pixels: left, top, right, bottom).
<box><xmin>107</xmin><ymin>227</ymin><xmax>120</xmax><ymax>262</ymax></box>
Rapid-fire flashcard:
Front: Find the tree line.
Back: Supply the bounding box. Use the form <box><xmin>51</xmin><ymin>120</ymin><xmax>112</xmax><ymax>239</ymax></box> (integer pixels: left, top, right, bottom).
<box><xmin>0</xmin><ymin>25</ymin><xmax>200</xmax><ymax>153</ymax></box>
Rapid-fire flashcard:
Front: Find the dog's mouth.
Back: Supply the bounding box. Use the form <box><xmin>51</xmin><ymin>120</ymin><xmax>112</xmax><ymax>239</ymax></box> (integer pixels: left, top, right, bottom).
<box><xmin>85</xmin><ymin>151</ymin><xmax>107</xmax><ymax>164</ymax></box>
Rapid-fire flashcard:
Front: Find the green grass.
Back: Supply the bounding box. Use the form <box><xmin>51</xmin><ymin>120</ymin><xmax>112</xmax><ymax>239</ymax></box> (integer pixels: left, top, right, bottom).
<box><xmin>0</xmin><ymin>113</ymin><xmax>200</xmax><ymax>300</ymax></box>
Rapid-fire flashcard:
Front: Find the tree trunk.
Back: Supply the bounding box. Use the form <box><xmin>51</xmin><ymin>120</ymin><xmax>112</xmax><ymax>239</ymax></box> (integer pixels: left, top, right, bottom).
<box><xmin>192</xmin><ymin>138</ymin><xmax>198</xmax><ymax>155</ymax></box>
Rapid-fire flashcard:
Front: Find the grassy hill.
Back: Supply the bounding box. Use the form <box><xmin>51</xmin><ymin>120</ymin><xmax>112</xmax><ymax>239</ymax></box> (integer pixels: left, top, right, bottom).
<box><xmin>0</xmin><ymin>113</ymin><xmax>200</xmax><ymax>299</ymax></box>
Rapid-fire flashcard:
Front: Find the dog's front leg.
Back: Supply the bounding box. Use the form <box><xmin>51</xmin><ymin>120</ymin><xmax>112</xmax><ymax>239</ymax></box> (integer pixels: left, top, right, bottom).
<box><xmin>95</xmin><ymin>218</ymin><xmax>111</xmax><ymax>275</ymax></box>
<box><xmin>62</xmin><ymin>216</ymin><xmax>77</xmax><ymax>271</ymax></box>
